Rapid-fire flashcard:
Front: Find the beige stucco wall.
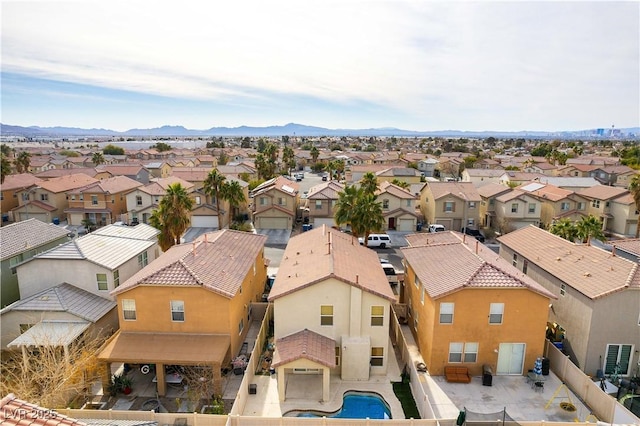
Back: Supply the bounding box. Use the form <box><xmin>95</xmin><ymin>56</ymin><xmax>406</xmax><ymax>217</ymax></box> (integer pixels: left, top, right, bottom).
<box><xmin>1</xmin><ymin>310</ymin><xmax>79</xmax><ymax>350</ymax></box>
<box><xmin>609</xmin><ymin>201</ymin><xmax>637</xmax><ymax>236</ymax></box>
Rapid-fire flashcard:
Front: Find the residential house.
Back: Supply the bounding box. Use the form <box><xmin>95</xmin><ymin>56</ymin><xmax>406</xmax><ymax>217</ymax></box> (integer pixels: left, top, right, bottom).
<box><xmin>477</xmin><ymin>183</ymin><xmax>512</xmax><ymax>229</ymax></box>
<box><xmin>192</xmin><ymin>177</ymin><xmax>250</xmax><ymax>229</ymax></box>
<box><xmin>419</xmin><ymin>181</ymin><xmax>482</xmax><ymax>231</ymax></box>
<box><xmin>461</xmin><ymin>169</ymin><xmax>505</xmax><ymax>188</ymax></box>
<box><xmin>0</xmin><ymin>174</ymin><xmax>43</xmax><ymax>223</ymax></box>
<box><xmin>98</xmin><ymin>230</ymin><xmax>268</xmax><ymax>397</ymax></box>
<box><xmin>417</xmin><ymin>158</ymin><xmax>438</xmax><ymax>178</ymax></box>
<box><xmin>11</xmin><ymin>174</ymin><xmax>98</xmax><ymax>224</ymax></box>
<box><xmin>0</xmin><ymin>219</ymin><xmax>70</xmax><ymax>307</ymax></box>
<box><xmin>268</xmin><ymin>226</ymin><xmax>396</xmax><ymax>401</ymax></box>
<box><xmin>251</xmin><ymin>176</ymin><xmax>299</xmax><ymax>230</ymax></box>
<box><xmin>608</xmin><ymin>193</ymin><xmax>639</xmax><ymax>237</ymax></box>
<box><xmin>65</xmin><ymin>175</ymin><xmax>143</xmax><ymax>226</ymax></box>
<box><xmin>217</xmin><ymin>163</ymin><xmax>258</xmax><ymax>181</ymax></box>
<box><xmin>494</xmin><ymin>189</ymin><xmax>542</xmax><ymax>232</ymax></box>
<box><xmin>523</xmin><ymin>161</ymin><xmax>558</xmax><ymax>176</ymax></box>
<box><xmin>143</xmin><ymin>161</ymin><xmax>172</xmax><ymax>179</ymax></box>
<box><xmin>125</xmin><ymin>176</ymin><xmax>194</xmax><ymax>225</ymax></box>
<box><xmin>556</xmin><ymin>164</ymin><xmax>599</xmax><ymax>178</ymax></box>
<box><xmin>517</xmin><ymin>182</ymin><xmax>590</xmax><ymax>228</ymax></box>
<box><xmin>35</xmin><ymin>167</ymin><xmax>107</xmax><ymax>180</ymax></box>
<box><xmin>377</xmin><ymin>181</ymin><xmax>419</xmax><ymax>231</ymax></box>
<box><xmin>375</xmin><ymin>167</ymin><xmax>422</xmax><ymax>186</ymax></box>
<box><xmin>474</xmin><ymin>158</ymin><xmax>501</xmax><ymax>170</ymax></box>
<box><xmin>538</xmin><ymin>176</ymin><xmax>600</xmax><ymax>192</ymax></box>
<box><xmin>588</xmin><ymin>165</ymin><xmax>636</xmax><ymax>187</ymax></box>
<box><xmin>577</xmin><ymin>185</ymin><xmax>629</xmax><ymax>232</ymax></box>
<box><xmin>401</xmin><ymin>231</ymin><xmax>555</xmax><ymax>377</ymax></box>
<box><xmin>0</xmin><ymin>283</ymin><xmax>117</xmax><ymax>352</ymax></box>
<box><xmin>498</xmin><ymin>226</ymin><xmax>640</xmax><ymax>377</ymax></box>
<box><xmin>304</xmin><ymin>180</ymin><xmax>344</xmax><ymax>228</ymax></box>
<box><xmin>498</xmin><ymin>171</ymin><xmax>545</xmax><ymax>187</ymax></box>
<box><xmin>96</xmin><ymin>164</ymin><xmax>151</xmax><ymax>184</ymax></box>
<box><xmin>346</xmin><ymin>164</ymin><xmax>398</xmax><ymax>184</ymax></box>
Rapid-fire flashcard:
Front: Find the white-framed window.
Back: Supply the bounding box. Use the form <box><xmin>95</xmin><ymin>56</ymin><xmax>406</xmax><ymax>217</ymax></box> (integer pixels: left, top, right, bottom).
<box><xmin>136</xmin><ymin>195</ymin><xmax>143</xmax><ymax>206</ymax></box>
<box><xmin>92</xmin><ymin>195</ymin><xmax>98</xmax><ymax>205</ymax></box>
<box><xmin>260</xmin><ymin>197</ymin><xmax>267</xmax><ymax>205</ymax></box>
<box><xmin>464</xmin><ymin>342</ymin><xmax>479</xmax><ymax>363</ymax></box>
<box><xmin>371</xmin><ymin>306</ymin><xmax>384</xmax><ymax>326</ymax></box>
<box><xmin>321</xmin><ymin>305</ymin><xmax>333</xmax><ymax>326</ymax></box>
<box><xmin>467</xmin><ymin>218</ymin><xmax>474</xmax><ymax>227</ymax></box>
<box><xmin>171</xmin><ymin>300</ymin><xmax>185</xmax><ymax>322</ymax></box>
<box><xmin>277</xmin><ymin>197</ymin><xmax>285</xmax><ymax>206</ymax></box>
<box><xmin>528</xmin><ymin>203</ymin><xmax>536</xmax><ymax>213</ymax></box>
<box><xmin>40</xmin><ymin>193</ymin><xmax>48</xmax><ymax>201</ymax></box>
<box><xmin>113</xmin><ymin>269</ymin><xmax>120</xmax><ymax>287</ymax></box>
<box><xmin>238</xmin><ymin>318</ymin><xmax>244</xmax><ymax>334</ymax></box>
<box><xmin>511</xmin><ymin>203</ymin><xmax>518</xmax><ymax>213</ymax></box>
<box><xmin>382</xmin><ymin>199</ymin><xmax>389</xmax><ymax>209</ymax></box>
<box><xmin>111</xmin><ymin>196</ymin><xmax>115</xmax><ymax>204</ymax></box>
<box><xmin>96</xmin><ymin>273</ymin><xmax>108</xmax><ymax>291</ymax></box>
<box><xmin>523</xmin><ymin>259</ymin><xmax>528</xmax><ymax>274</ymax></box>
<box><xmin>414</xmin><ymin>275</ymin><xmax>420</xmax><ymax>289</ymax></box>
<box><xmin>335</xmin><ymin>347</ymin><xmax>341</xmax><ymax>366</ymax></box>
<box><xmin>122</xmin><ymin>299</ymin><xmax>136</xmax><ymax>320</ymax></box>
<box><xmin>560</xmin><ymin>283</ymin><xmax>566</xmax><ymax>296</ymax></box>
<box><xmin>371</xmin><ymin>347</ymin><xmax>384</xmax><ymax>366</ymax></box>
<box><xmin>195</xmin><ymin>196</ymin><xmax>201</xmax><ymax>205</ymax></box>
<box><xmin>414</xmin><ymin>310</ymin><xmax>419</xmax><ymax>329</ymax></box>
<box><xmin>561</xmin><ymin>202</ymin><xmax>570</xmax><ymax>211</ymax></box>
<box><xmin>577</xmin><ymin>202</ymin><xmax>585</xmax><ymax>210</ymax></box>
<box><xmin>592</xmin><ymin>200</ymin><xmax>601</xmax><ymax>208</ymax></box>
<box><xmin>406</xmin><ymin>199</ymin><xmax>412</xmax><ymax>207</ymax></box>
<box><xmin>448</xmin><ymin>342</ymin><xmax>463</xmax><ymax>363</ymax></box>
<box><xmin>604</xmin><ymin>344</ymin><xmax>633</xmax><ymax>376</ymax></box>
<box><xmin>489</xmin><ymin>303</ymin><xmax>504</xmax><ymax>324</ymax></box>
<box><xmin>440</xmin><ymin>302</ymin><xmax>454</xmax><ymax>324</ymax></box>
<box><xmin>420</xmin><ymin>287</ymin><xmax>425</xmax><ymax>304</ymax></box>
<box><xmin>444</xmin><ymin>201</ymin><xmax>455</xmax><ymax>213</ymax></box>
<box><xmin>512</xmin><ymin>253</ymin><xmax>518</xmax><ymax>267</ymax></box>
<box><xmin>315</xmin><ymin>200</ymin><xmax>322</xmax><ymax>210</ymax></box>
<box><xmin>138</xmin><ymin>251</ymin><xmax>148</xmax><ymax>268</ymax></box>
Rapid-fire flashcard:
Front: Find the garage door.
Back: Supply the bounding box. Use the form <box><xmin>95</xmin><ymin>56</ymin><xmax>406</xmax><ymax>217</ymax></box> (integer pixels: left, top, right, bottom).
<box><xmin>397</xmin><ymin>219</ymin><xmax>415</xmax><ymax>232</ymax></box>
<box><xmin>313</xmin><ymin>217</ymin><xmax>336</xmax><ymax>228</ymax></box>
<box><xmin>191</xmin><ymin>215</ymin><xmax>219</xmax><ymax>228</ymax></box>
<box><xmin>257</xmin><ymin>217</ymin><xmax>288</xmax><ymax>229</ymax></box>
<box><xmin>19</xmin><ymin>212</ymin><xmax>49</xmax><ymax>223</ymax></box>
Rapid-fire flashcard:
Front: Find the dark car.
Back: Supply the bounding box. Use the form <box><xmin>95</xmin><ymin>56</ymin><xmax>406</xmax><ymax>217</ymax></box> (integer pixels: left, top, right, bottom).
<box><xmin>463</xmin><ymin>227</ymin><xmax>486</xmax><ymax>243</ymax></box>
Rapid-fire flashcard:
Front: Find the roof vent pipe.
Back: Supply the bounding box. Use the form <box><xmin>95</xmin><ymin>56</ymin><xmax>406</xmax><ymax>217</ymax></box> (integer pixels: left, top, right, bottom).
<box><xmin>204</xmin><ymin>233</ymin><xmax>208</xmax><ymax>243</ymax></box>
<box><xmin>612</xmin><ymin>245</ymin><xmax>616</xmax><ymax>257</ymax></box>
<box><xmin>192</xmin><ymin>241</ymin><xmax>197</xmax><ymax>256</ymax></box>
<box><xmin>475</xmin><ymin>240</ymin><xmax>479</xmax><ymax>254</ymax></box>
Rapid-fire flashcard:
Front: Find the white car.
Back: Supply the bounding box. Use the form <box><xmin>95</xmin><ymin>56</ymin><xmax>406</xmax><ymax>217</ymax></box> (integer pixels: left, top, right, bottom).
<box><xmin>429</xmin><ymin>224</ymin><xmax>446</xmax><ymax>233</ymax></box>
<box><xmin>358</xmin><ymin>234</ymin><xmax>392</xmax><ymax>248</ymax></box>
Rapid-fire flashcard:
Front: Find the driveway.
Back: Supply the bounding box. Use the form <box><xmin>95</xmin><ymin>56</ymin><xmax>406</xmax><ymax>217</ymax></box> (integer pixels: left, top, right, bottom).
<box><xmin>255</xmin><ymin>229</ymin><xmax>292</xmax><ymax>247</ymax></box>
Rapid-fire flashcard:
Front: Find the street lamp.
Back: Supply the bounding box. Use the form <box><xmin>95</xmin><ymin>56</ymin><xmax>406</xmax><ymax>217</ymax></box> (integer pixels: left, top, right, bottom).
<box><xmin>459</xmin><ymin>191</ymin><xmax>468</xmax><ymax>235</ymax></box>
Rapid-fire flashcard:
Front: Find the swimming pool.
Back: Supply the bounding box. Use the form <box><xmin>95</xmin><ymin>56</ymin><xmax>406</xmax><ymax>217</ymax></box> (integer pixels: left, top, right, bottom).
<box><xmin>285</xmin><ymin>390</ymin><xmax>392</xmax><ymax>419</ymax></box>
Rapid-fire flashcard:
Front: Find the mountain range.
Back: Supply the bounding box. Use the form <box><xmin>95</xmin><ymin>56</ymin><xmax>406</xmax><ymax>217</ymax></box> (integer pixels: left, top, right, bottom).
<box><xmin>1</xmin><ymin>122</ymin><xmax>638</xmax><ymax>138</ymax></box>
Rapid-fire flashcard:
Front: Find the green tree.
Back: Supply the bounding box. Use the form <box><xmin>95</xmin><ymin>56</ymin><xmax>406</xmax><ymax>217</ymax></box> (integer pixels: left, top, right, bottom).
<box><xmin>351</xmin><ymin>192</ymin><xmax>385</xmax><ymax>246</ymax></box>
<box><xmin>575</xmin><ymin>215</ymin><xmax>605</xmax><ymax>244</ymax></box>
<box><xmin>1</xmin><ymin>153</ymin><xmax>12</xmax><ymax>183</ymax></box>
<box><xmin>0</xmin><ymin>144</ymin><xmax>12</xmax><ymax>156</ymax></box>
<box><xmin>360</xmin><ymin>172</ymin><xmax>378</xmax><ymax>195</ymax></box>
<box><xmin>218</xmin><ymin>150</ymin><xmax>229</xmax><ymax>165</ymax></box>
<box><xmin>203</xmin><ymin>169</ymin><xmax>226</xmax><ymax>229</ymax></box>
<box><xmin>549</xmin><ymin>218</ymin><xmax>577</xmax><ymax>242</ymax></box>
<box><xmin>150</xmin><ymin>142</ymin><xmax>172</xmax><ymax>152</ymax></box>
<box><xmin>310</xmin><ymin>146</ymin><xmax>320</xmax><ymax>164</ymax></box>
<box><xmin>282</xmin><ymin>146</ymin><xmax>295</xmax><ymax>174</ymax></box>
<box><xmin>150</xmin><ymin>183</ymin><xmax>193</xmax><ymax>251</ymax></box>
<box><xmin>103</xmin><ymin>144</ymin><xmax>125</xmax><ymax>155</ymax></box>
<box><xmin>92</xmin><ymin>152</ymin><xmax>105</xmax><ymax>165</ymax></box>
<box><xmin>241</xmin><ymin>137</ymin><xmax>251</xmax><ymax>148</ymax></box>
<box><xmin>334</xmin><ymin>185</ymin><xmax>361</xmax><ymax>236</ymax></box>
<box><xmin>629</xmin><ymin>174</ymin><xmax>640</xmax><ymax>238</ymax></box>
<box><xmin>391</xmin><ymin>179</ymin><xmax>410</xmax><ymax>189</ymax></box>
<box><xmin>14</xmin><ymin>151</ymin><xmax>31</xmax><ymax>173</ymax></box>
<box><xmin>220</xmin><ymin>180</ymin><xmax>246</xmax><ymax>228</ymax></box>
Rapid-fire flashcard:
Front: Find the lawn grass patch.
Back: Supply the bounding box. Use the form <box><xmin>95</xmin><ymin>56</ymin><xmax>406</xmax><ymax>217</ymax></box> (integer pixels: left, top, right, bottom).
<box><xmin>392</xmin><ymin>381</ymin><xmax>421</xmax><ymax>419</ymax></box>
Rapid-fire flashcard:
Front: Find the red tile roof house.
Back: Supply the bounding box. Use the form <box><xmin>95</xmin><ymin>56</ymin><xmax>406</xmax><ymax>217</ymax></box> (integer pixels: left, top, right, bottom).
<box><xmin>268</xmin><ymin>226</ymin><xmax>396</xmax><ymax>402</ymax></box>
<box><xmin>0</xmin><ymin>393</ymin><xmax>85</xmax><ymax>426</ymax></box>
<box><xmin>251</xmin><ymin>176</ymin><xmax>300</xmax><ymax>230</ymax></box>
<box><xmin>0</xmin><ymin>173</ymin><xmax>43</xmax><ymax>223</ymax></box>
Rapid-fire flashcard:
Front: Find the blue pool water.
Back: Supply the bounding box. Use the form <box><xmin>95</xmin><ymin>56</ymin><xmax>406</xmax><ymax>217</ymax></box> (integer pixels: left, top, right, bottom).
<box><xmin>293</xmin><ymin>391</ymin><xmax>391</xmax><ymax>419</ymax></box>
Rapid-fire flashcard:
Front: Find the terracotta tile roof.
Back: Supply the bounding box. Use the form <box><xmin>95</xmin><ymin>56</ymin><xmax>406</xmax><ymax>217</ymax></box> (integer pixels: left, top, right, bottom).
<box><xmin>464</xmin><ymin>168</ymin><xmax>506</xmax><ymax>178</ymax></box>
<box><xmin>37</xmin><ymin>174</ymin><xmax>98</xmax><ymax>193</ymax></box>
<box><xmin>307</xmin><ymin>181</ymin><xmax>344</xmax><ymax>199</ymax></box>
<box><xmin>377</xmin><ymin>181</ymin><xmax>415</xmax><ymax>199</ymax></box>
<box><xmin>518</xmin><ymin>182</ymin><xmax>573</xmax><ymax>202</ymax></box>
<box><xmin>375</xmin><ymin>167</ymin><xmax>421</xmax><ymax>178</ymax></box>
<box><xmin>0</xmin><ymin>393</ymin><xmax>86</xmax><ymax>426</ymax></box>
<box><xmin>601</xmin><ymin>165</ymin><xmax>636</xmax><ymax>174</ymax></box>
<box><xmin>171</xmin><ymin>167</ymin><xmax>211</xmax><ymax>182</ymax></box>
<box><xmin>477</xmin><ymin>183</ymin><xmax>512</xmax><ymax>198</ymax></box>
<box><xmin>35</xmin><ymin>168</ymin><xmax>102</xmax><ymax>179</ymax></box>
<box><xmin>611</xmin><ymin>192</ymin><xmax>634</xmax><ymax>205</ymax></box>
<box><xmin>268</xmin><ymin>226</ymin><xmax>396</xmax><ymax>302</ymax></box>
<box><xmin>0</xmin><ymin>219</ymin><xmax>70</xmax><ymax>260</ymax></box>
<box><xmin>272</xmin><ymin>328</ymin><xmax>336</xmax><ymax>368</ymax></box>
<box><xmin>95</xmin><ymin>164</ymin><xmax>148</xmax><ymax>176</ymax></box>
<box><xmin>500</xmin><ymin>171</ymin><xmax>545</xmax><ymax>181</ymax></box>
<box><xmin>577</xmin><ymin>185</ymin><xmax>628</xmax><ymax>200</ymax></box>
<box><xmin>402</xmin><ymin>231</ymin><xmax>555</xmax><ymax>300</ymax></box>
<box><xmin>71</xmin><ymin>176</ymin><xmax>142</xmax><ymax>195</ymax></box>
<box><xmin>112</xmin><ymin>229</ymin><xmax>267</xmax><ymax>298</ymax></box>
<box><xmin>20</xmin><ymin>199</ymin><xmax>57</xmax><ymax>212</ymax></box>
<box><xmin>251</xmin><ymin>176</ymin><xmax>299</xmax><ymax>197</ymax></box>
<box><xmin>140</xmin><ymin>177</ymin><xmax>194</xmax><ymax>195</ymax></box>
<box><xmin>498</xmin><ymin>226</ymin><xmax>640</xmax><ymax>299</ymax></box>
<box><xmin>612</xmin><ymin>239</ymin><xmax>640</xmax><ymax>258</ymax></box>
<box><xmin>0</xmin><ymin>173</ymin><xmax>43</xmax><ymax>191</ymax></box>
<box><xmin>496</xmin><ymin>189</ymin><xmax>530</xmax><ymax>203</ymax></box>
<box><xmin>425</xmin><ymin>181</ymin><xmax>482</xmax><ymax>202</ymax></box>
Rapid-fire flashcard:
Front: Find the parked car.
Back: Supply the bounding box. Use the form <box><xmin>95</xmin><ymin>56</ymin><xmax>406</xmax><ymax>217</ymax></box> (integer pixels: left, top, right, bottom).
<box><xmin>380</xmin><ymin>262</ymin><xmax>399</xmax><ymax>284</ymax></box>
<box><xmin>321</xmin><ymin>174</ymin><xmax>328</xmax><ymax>181</ymax></box>
<box><xmin>429</xmin><ymin>224</ymin><xmax>446</xmax><ymax>233</ymax></box>
<box><xmin>463</xmin><ymin>227</ymin><xmax>486</xmax><ymax>242</ymax></box>
<box><xmin>358</xmin><ymin>234</ymin><xmax>392</xmax><ymax>248</ymax></box>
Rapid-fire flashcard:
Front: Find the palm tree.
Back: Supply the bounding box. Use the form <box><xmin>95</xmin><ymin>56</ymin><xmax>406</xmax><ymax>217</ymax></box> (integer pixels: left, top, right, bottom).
<box><xmin>219</xmin><ymin>180</ymin><xmax>245</xmax><ymax>229</ymax></box>
<box><xmin>150</xmin><ymin>183</ymin><xmax>193</xmax><ymax>250</ymax></box>
<box><xmin>92</xmin><ymin>152</ymin><xmax>105</xmax><ymax>166</ymax></box>
<box><xmin>310</xmin><ymin>146</ymin><xmax>320</xmax><ymax>164</ymax></box>
<box><xmin>575</xmin><ymin>215</ymin><xmax>605</xmax><ymax>244</ymax></box>
<box><xmin>14</xmin><ymin>151</ymin><xmax>31</xmax><ymax>173</ymax></box>
<box><xmin>334</xmin><ymin>185</ymin><xmax>362</xmax><ymax>237</ymax></box>
<box><xmin>351</xmin><ymin>193</ymin><xmax>385</xmax><ymax>247</ymax></box>
<box><xmin>1</xmin><ymin>154</ymin><xmax>11</xmax><ymax>183</ymax></box>
<box><xmin>203</xmin><ymin>169</ymin><xmax>226</xmax><ymax>229</ymax></box>
<box><xmin>360</xmin><ymin>172</ymin><xmax>378</xmax><ymax>195</ymax></box>
<box><xmin>549</xmin><ymin>218</ymin><xmax>577</xmax><ymax>242</ymax></box>
<box><xmin>629</xmin><ymin>174</ymin><xmax>640</xmax><ymax>238</ymax></box>
<box><xmin>391</xmin><ymin>178</ymin><xmax>410</xmax><ymax>190</ymax></box>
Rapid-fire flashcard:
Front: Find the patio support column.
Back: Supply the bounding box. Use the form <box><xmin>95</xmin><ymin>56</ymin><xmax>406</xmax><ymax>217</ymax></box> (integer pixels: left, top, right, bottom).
<box><xmin>212</xmin><ymin>362</ymin><xmax>222</xmax><ymax>396</ymax></box>
<box><xmin>21</xmin><ymin>345</ymin><xmax>28</xmax><ymax>371</ymax></box>
<box><xmin>322</xmin><ymin>367</ymin><xmax>330</xmax><ymax>402</ymax></box>
<box><xmin>277</xmin><ymin>367</ymin><xmax>286</xmax><ymax>401</ymax></box>
<box><xmin>99</xmin><ymin>362</ymin><xmax>111</xmax><ymax>396</ymax></box>
<box><xmin>156</xmin><ymin>363</ymin><xmax>167</xmax><ymax>396</ymax></box>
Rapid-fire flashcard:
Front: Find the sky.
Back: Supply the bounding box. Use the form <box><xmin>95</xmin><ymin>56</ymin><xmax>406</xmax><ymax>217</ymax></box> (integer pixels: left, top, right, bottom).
<box><xmin>1</xmin><ymin>0</ymin><xmax>639</xmax><ymax>133</ymax></box>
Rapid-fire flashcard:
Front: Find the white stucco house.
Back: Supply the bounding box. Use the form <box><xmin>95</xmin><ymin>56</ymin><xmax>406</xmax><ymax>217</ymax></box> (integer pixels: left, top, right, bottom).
<box><xmin>268</xmin><ymin>226</ymin><xmax>396</xmax><ymax>402</ymax></box>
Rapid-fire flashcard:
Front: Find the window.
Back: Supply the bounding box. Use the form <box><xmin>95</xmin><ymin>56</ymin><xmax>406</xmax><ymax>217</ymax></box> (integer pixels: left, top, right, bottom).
<box><xmin>238</xmin><ymin>318</ymin><xmax>244</xmax><ymax>334</ymax></box>
<box><xmin>320</xmin><ymin>305</ymin><xmax>333</xmax><ymax>326</ymax></box>
<box><xmin>561</xmin><ymin>202</ymin><xmax>570</xmax><ymax>211</ymax></box>
<box><xmin>604</xmin><ymin>344</ymin><xmax>633</xmax><ymax>375</ymax></box>
<box><xmin>40</xmin><ymin>193</ymin><xmax>48</xmax><ymax>201</ymax></box>
<box><xmin>414</xmin><ymin>275</ymin><xmax>420</xmax><ymax>289</ymax></box>
<box><xmin>91</xmin><ymin>195</ymin><xmax>98</xmax><ymax>205</ymax></box>
<box><xmin>464</xmin><ymin>342</ymin><xmax>479</xmax><ymax>363</ymax></box>
<box><xmin>489</xmin><ymin>303</ymin><xmax>504</xmax><ymax>324</ymax></box>
<box><xmin>277</xmin><ymin>197</ymin><xmax>285</xmax><ymax>206</ymax></box>
<box><xmin>523</xmin><ymin>259</ymin><xmax>528</xmax><ymax>274</ymax></box>
<box><xmin>440</xmin><ymin>302</ymin><xmax>454</xmax><ymax>324</ymax></box>
<box><xmin>449</xmin><ymin>342</ymin><xmax>463</xmax><ymax>363</ymax></box>
<box><xmin>528</xmin><ymin>203</ymin><xmax>536</xmax><ymax>213</ymax></box>
<box><xmin>171</xmin><ymin>300</ymin><xmax>185</xmax><ymax>322</ymax></box>
<box><xmin>335</xmin><ymin>347</ymin><xmax>341</xmax><ymax>366</ymax></box>
<box><xmin>420</xmin><ymin>287</ymin><xmax>425</xmax><ymax>304</ymax></box>
<box><xmin>467</xmin><ymin>218</ymin><xmax>474</xmax><ymax>227</ymax></box>
<box><xmin>371</xmin><ymin>347</ymin><xmax>384</xmax><ymax>366</ymax></box>
<box><xmin>489</xmin><ymin>199</ymin><xmax>495</xmax><ymax>205</ymax></box>
<box><xmin>315</xmin><ymin>200</ymin><xmax>322</xmax><ymax>210</ymax></box>
<box><xmin>511</xmin><ymin>203</ymin><xmax>518</xmax><ymax>213</ymax></box>
<box><xmin>468</xmin><ymin>201</ymin><xmax>476</xmax><ymax>208</ymax></box>
<box><xmin>22</xmin><ymin>192</ymin><xmax>30</xmax><ymax>201</ymax></box>
<box><xmin>239</xmin><ymin>285</ymin><xmax>242</xmax><ymax>294</ymax></box>
<box><xmin>406</xmin><ymin>199</ymin><xmax>412</xmax><ymax>207</ymax></box>
<box><xmin>195</xmin><ymin>196</ymin><xmax>201</xmax><ymax>205</ymax></box>
<box><xmin>444</xmin><ymin>202</ymin><xmax>455</xmax><ymax>213</ymax></box>
<box><xmin>113</xmin><ymin>270</ymin><xmax>120</xmax><ymax>287</ymax></box>
<box><xmin>512</xmin><ymin>253</ymin><xmax>518</xmax><ymax>267</ymax></box>
<box><xmin>111</xmin><ymin>196</ymin><xmax>115</xmax><ymax>204</ymax></box>
<box><xmin>414</xmin><ymin>310</ymin><xmax>419</xmax><ymax>329</ymax></box>
<box><xmin>122</xmin><ymin>299</ymin><xmax>136</xmax><ymax>320</ymax></box>
<box><xmin>560</xmin><ymin>283</ymin><xmax>566</xmax><ymax>296</ymax></box>
<box><xmin>371</xmin><ymin>306</ymin><xmax>384</xmax><ymax>326</ymax></box>
<box><xmin>592</xmin><ymin>200</ymin><xmax>600</xmax><ymax>208</ymax></box>
<box><xmin>382</xmin><ymin>199</ymin><xmax>389</xmax><ymax>209</ymax></box>
<box><xmin>138</xmin><ymin>251</ymin><xmax>148</xmax><ymax>268</ymax></box>
<box><xmin>259</xmin><ymin>197</ymin><xmax>267</xmax><ymax>205</ymax></box>
<box><xmin>96</xmin><ymin>273</ymin><xmax>108</xmax><ymax>291</ymax></box>
<box><xmin>605</xmin><ymin>201</ymin><xmax>610</xmax><ymax>208</ymax></box>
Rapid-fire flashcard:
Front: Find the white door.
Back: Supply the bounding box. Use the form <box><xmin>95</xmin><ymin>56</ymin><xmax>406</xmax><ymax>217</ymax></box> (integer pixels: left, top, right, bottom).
<box><xmin>398</xmin><ymin>219</ymin><xmax>414</xmax><ymax>232</ymax></box>
<box><xmin>496</xmin><ymin>343</ymin><xmax>525</xmax><ymax>375</ymax></box>
<box><xmin>191</xmin><ymin>215</ymin><xmax>219</xmax><ymax>228</ymax></box>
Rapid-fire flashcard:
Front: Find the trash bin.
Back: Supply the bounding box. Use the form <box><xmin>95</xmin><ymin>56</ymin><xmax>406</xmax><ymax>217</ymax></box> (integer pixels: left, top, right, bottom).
<box><xmin>482</xmin><ymin>364</ymin><xmax>493</xmax><ymax>386</ymax></box>
<box><xmin>248</xmin><ymin>384</ymin><xmax>257</xmax><ymax>394</ymax></box>
<box><xmin>52</xmin><ymin>217</ymin><xmax>60</xmax><ymax>225</ymax></box>
<box><xmin>542</xmin><ymin>357</ymin><xmax>550</xmax><ymax>376</ymax></box>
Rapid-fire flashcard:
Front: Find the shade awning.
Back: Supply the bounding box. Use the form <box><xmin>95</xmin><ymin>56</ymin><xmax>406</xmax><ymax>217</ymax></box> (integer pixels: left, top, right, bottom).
<box><xmin>7</xmin><ymin>321</ymin><xmax>90</xmax><ymax>348</ymax></box>
<box><xmin>97</xmin><ymin>331</ymin><xmax>230</xmax><ymax>365</ymax></box>
<box><xmin>272</xmin><ymin>328</ymin><xmax>336</xmax><ymax>368</ymax></box>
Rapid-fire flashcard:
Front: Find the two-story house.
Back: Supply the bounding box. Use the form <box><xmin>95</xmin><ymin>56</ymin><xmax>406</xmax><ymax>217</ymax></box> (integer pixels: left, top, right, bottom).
<box><xmin>477</xmin><ymin>183</ymin><xmax>512</xmax><ymax>229</ymax></box>
<box><xmin>95</xmin><ymin>164</ymin><xmax>151</xmax><ymax>184</ymax></box>
<box><xmin>577</xmin><ymin>185</ymin><xmax>629</xmax><ymax>233</ymax></box>
<box><xmin>608</xmin><ymin>193</ymin><xmax>640</xmax><ymax>237</ymax></box>
<box><xmin>125</xmin><ymin>176</ymin><xmax>194</xmax><ymax>225</ymax></box>
<box><xmin>16</xmin><ymin>223</ymin><xmax>159</xmax><ymax>301</ymax></box>
<box><xmin>304</xmin><ymin>180</ymin><xmax>344</xmax><ymax>228</ymax></box>
<box><xmin>419</xmin><ymin>181</ymin><xmax>482</xmax><ymax>232</ymax></box>
<box><xmin>517</xmin><ymin>182</ymin><xmax>589</xmax><ymax>228</ymax></box>
<box><xmin>268</xmin><ymin>226</ymin><xmax>396</xmax><ymax>402</ymax></box>
<box><xmin>417</xmin><ymin>158</ymin><xmax>438</xmax><ymax>178</ymax></box>
<box><xmin>65</xmin><ymin>176</ymin><xmax>143</xmax><ymax>227</ymax></box>
<box><xmin>251</xmin><ymin>176</ymin><xmax>299</xmax><ymax>230</ymax></box>
<box><xmin>0</xmin><ymin>219</ymin><xmax>70</xmax><ymax>307</ymax></box>
<box><xmin>498</xmin><ymin>226</ymin><xmax>640</xmax><ymax>378</ymax></box>
<box><xmin>376</xmin><ymin>181</ymin><xmax>419</xmax><ymax>231</ymax></box>
<box><xmin>375</xmin><ymin>167</ymin><xmax>422</xmax><ymax>187</ymax></box>
<box><xmin>0</xmin><ymin>174</ymin><xmax>43</xmax><ymax>223</ymax></box>
<box><xmin>588</xmin><ymin>165</ymin><xmax>636</xmax><ymax>187</ymax></box>
<box><xmin>401</xmin><ymin>232</ymin><xmax>555</xmax><ymax>377</ymax></box>
<box><xmin>461</xmin><ymin>169</ymin><xmax>506</xmax><ymax>187</ymax></box>
<box><xmin>98</xmin><ymin>230</ymin><xmax>268</xmax><ymax>397</ymax></box>
<box><xmin>494</xmin><ymin>189</ymin><xmax>542</xmax><ymax>232</ymax></box>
